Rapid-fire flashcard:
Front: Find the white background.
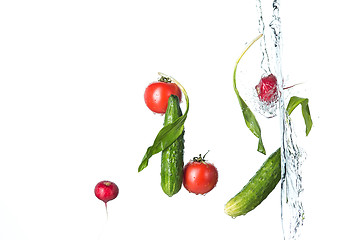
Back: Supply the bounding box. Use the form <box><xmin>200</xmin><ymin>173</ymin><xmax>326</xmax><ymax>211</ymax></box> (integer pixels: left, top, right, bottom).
<box><xmin>1</xmin><ymin>0</ymin><xmax>359</xmax><ymax>239</ymax></box>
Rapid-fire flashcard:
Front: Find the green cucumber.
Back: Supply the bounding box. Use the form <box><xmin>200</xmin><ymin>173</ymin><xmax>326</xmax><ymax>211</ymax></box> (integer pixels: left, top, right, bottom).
<box><xmin>224</xmin><ymin>148</ymin><xmax>281</xmax><ymax>217</ymax></box>
<box><xmin>161</xmin><ymin>95</ymin><xmax>184</xmax><ymax>197</ymax></box>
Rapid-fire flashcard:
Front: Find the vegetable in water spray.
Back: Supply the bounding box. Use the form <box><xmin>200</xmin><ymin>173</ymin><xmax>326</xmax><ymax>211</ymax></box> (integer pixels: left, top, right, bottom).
<box><xmin>255</xmin><ymin>74</ymin><xmax>301</xmax><ymax>104</ymax></box>
<box><xmin>256</xmin><ymin>74</ymin><xmax>278</xmax><ymax>103</ymax></box>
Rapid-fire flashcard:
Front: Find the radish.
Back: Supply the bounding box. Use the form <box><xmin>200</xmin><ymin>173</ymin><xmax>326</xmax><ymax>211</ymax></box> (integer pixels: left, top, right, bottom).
<box><xmin>255</xmin><ymin>74</ymin><xmax>278</xmax><ymax>103</ymax></box>
<box><xmin>94</xmin><ymin>180</ymin><xmax>119</xmax><ymax>217</ymax></box>
<box><xmin>255</xmin><ymin>74</ymin><xmax>302</xmax><ymax>103</ymax></box>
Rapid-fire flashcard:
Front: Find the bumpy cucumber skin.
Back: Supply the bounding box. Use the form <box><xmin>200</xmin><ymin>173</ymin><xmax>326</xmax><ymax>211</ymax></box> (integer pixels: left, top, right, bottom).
<box><xmin>224</xmin><ymin>148</ymin><xmax>281</xmax><ymax>217</ymax></box>
<box><xmin>161</xmin><ymin>95</ymin><xmax>184</xmax><ymax>197</ymax></box>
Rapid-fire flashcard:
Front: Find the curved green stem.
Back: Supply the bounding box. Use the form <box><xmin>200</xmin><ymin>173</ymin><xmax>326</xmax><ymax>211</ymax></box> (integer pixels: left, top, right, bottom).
<box><xmin>233</xmin><ymin>34</ymin><xmax>266</xmax><ymax>155</ymax></box>
<box><xmin>233</xmin><ymin>34</ymin><xmax>263</xmax><ymax>90</ymax></box>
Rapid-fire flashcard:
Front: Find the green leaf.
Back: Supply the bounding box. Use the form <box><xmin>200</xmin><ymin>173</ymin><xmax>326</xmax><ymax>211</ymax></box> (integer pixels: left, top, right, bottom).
<box><xmin>138</xmin><ymin>114</ymin><xmax>187</xmax><ymax>172</ymax></box>
<box><xmin>235</xmin><ymin>89</ymin><xmax>266</xmax><ymax>155</ymax></box>
<box><xmin>233</xmin><ymin>34</ymin><xmax>266</xmax><ymax>155</ymax></box>
<box><xmin>286</xmin><ymin>96</ymin><xmax>313</xmax><ymax>136</ymax></box>
<box><xmin>138</xmin><ymin>74</ymin><xmax>189</xmax><ymax>172</ymax></box>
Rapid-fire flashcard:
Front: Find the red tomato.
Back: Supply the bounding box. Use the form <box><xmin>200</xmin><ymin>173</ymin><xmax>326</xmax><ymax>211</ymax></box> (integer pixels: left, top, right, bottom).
<box><xmin>144</xmin><ymin>82</ymin><xmax>182</xmax><ymax>114</ymax></box>
<box><xmin>183</xmin><ymin>158</ymin><xmax>218</xmax><ymax>195</ymax></box>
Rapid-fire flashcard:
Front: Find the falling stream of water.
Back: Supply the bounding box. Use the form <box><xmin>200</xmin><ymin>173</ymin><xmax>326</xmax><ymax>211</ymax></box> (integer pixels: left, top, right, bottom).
<box><xmin>256</xmin><ymin>0</ymin><xmax>305</xmax><ymax>239</ymax></box>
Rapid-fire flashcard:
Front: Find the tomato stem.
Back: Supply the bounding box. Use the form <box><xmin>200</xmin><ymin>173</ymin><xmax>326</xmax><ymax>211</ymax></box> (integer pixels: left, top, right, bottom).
<box><xmin>203</xmin><ymin>150</ymin><xmax>210</xmax><ymax>159</ymax></box>
<box><xmin>158</xmin><ymin>75</ymin><xmax>171</xmax><ymax>83</ymax></box>
<box><xmin>192</xmin><ymin>150</ymin><xmax>210</xmax><ymax>162</ymax></box>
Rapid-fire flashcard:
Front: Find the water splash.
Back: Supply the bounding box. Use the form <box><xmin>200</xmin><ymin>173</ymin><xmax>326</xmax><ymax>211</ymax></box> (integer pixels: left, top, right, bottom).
<box><xmin>256</xmin><ymin>0</ymin><xmax>305</xmax><ymax>239</ymax></box>
<box><xmin>280</xmin><ymin>113</ymin><xmax>306</xmax><ymax>240</ymax></box>
<box><xmin>255</xmin><ymin>0</ymin><xmax>279</xmax><ymax>118</ymax></box>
